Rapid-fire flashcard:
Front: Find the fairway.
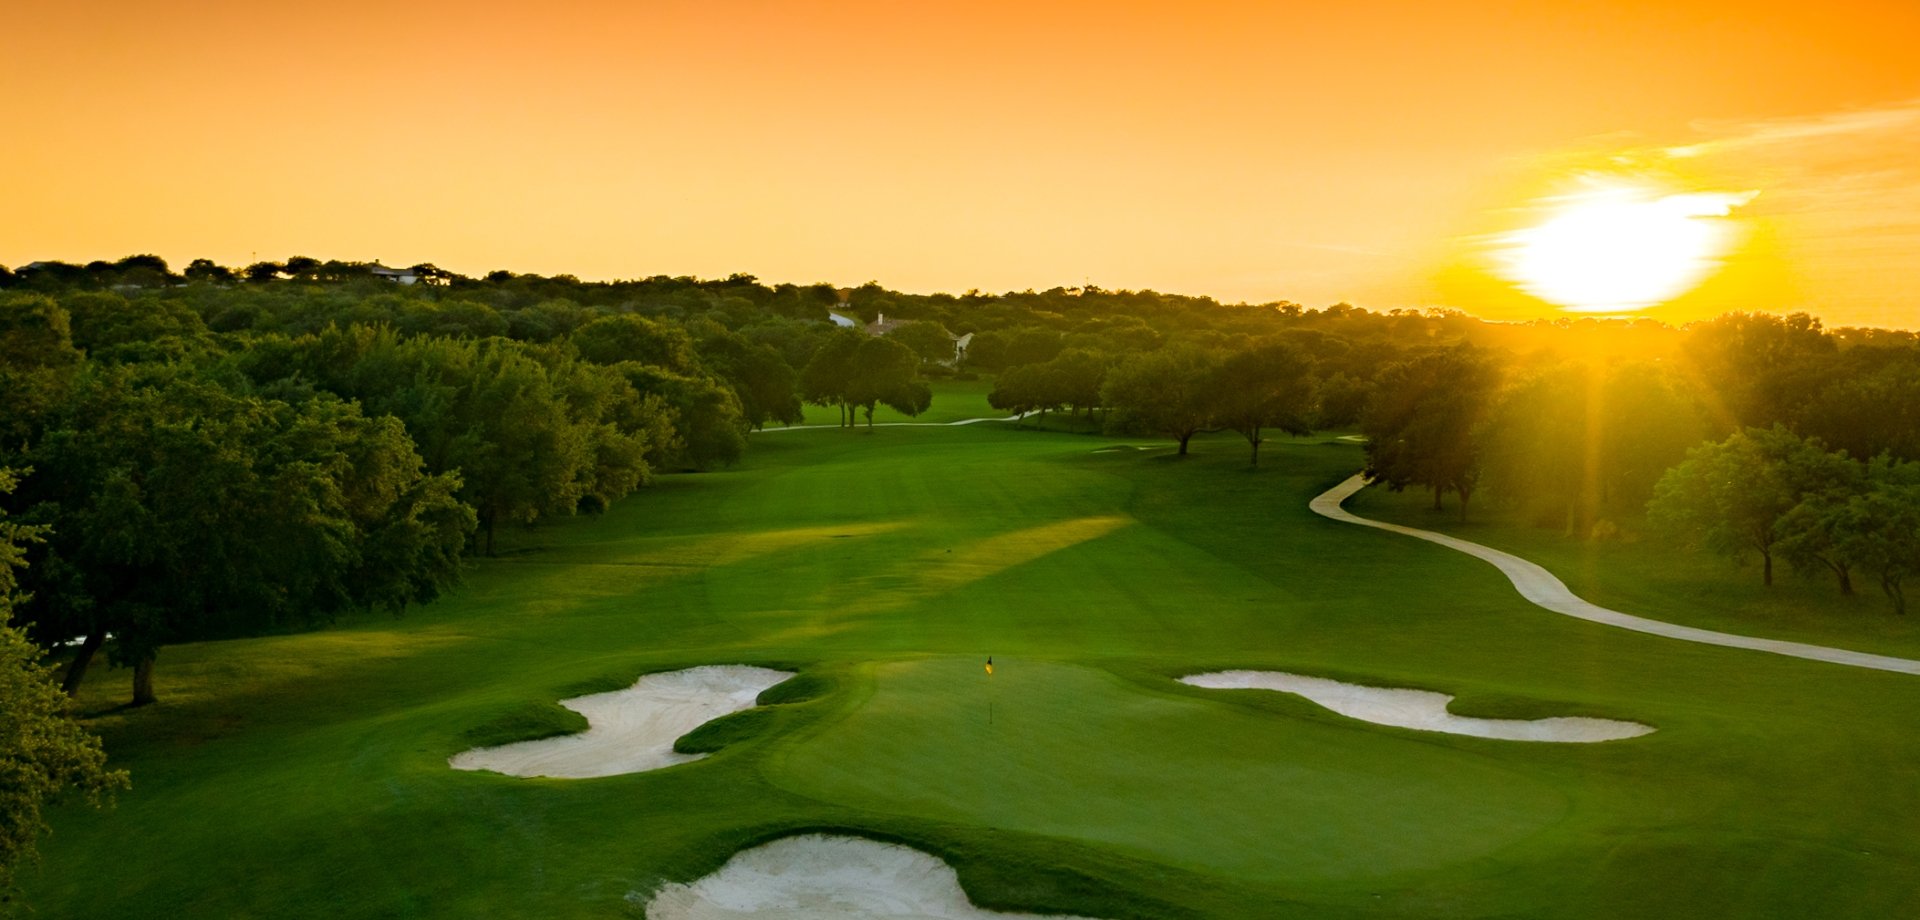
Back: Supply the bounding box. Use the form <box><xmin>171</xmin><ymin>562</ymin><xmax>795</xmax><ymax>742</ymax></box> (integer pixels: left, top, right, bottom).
<box><xmin>27</xmin><ymin>414</ymin><xmax>1920</xmax><ymax>919</ymax></box>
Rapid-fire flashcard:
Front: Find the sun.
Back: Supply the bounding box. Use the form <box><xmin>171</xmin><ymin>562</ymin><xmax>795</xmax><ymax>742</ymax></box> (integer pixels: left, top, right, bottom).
<box><xmin>1493</xmin><ymin>182</ymin><xmax>1756</xmax><ymax>313</ymax></box>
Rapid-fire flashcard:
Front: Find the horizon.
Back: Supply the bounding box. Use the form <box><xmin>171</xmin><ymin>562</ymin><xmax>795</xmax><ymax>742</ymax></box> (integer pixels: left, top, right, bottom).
<box><xmin>9</xmin><ymin>251</ymin><xmax>1916</xmax><ymax>334</ymax></box>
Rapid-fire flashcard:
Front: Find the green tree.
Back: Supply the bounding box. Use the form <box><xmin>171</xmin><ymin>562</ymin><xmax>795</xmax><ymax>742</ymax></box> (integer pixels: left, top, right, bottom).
<box><xmin>1479</xmin><ymin>362</ymin><xmax>1704</xmax><ymax>532</ymax></box>
<box><xmin>799</xmin><ymin>329</ymin><xmax>864</xmax><ymax>427</ymax></box>
<box><xmin>1360</xmin><ymin>346</ymin><xmax>1500</xmax><ymax>517</ymax></box>
<box><xmin>1040</xmin><ymin>349</ymin><xmax>1109</xmax><ymax>419</ymax></box>
<box><xmin>60</xmin><ymin>292</ymin><xmax>211</xmax><ymax>364</ymax></box>
<box><xmin>1648</xmin><ymin>426</ymin><xmax>1856</xmax><ymax>588</ymax></box>
<box><xmin>18</xmin><ymin>368</ymin><xmax>474</xmax><ymax>701</ymax></box>
<box><xmin>1311</xmin><ymin>371</ymin><xmax>1370</xmax><ymax>429</ymax></box>
<box><xmin>282</xmin><ymin>256</ymin><xmax>322</xmax><ymax>281</ymax></box>
<box><xmin>267</xmin><ymin>328</ymin><xmax>639</xmax><ymax>555</ymax></box>
<box><xmin>1210</xmin><ymin>341</ymin><xmax>1314</xmax><ymax>466</ymax></box>
<box><xmin>845</xmin><ymin>337</ymin><xmax>931</xmax><ymax>427</ymax></box>
<box><xmin>888</xmin><ymin>320</ymin><xmax>958</xmax><ymax>365</ymax></box>
<box><xmin>1796</xmin><ymin>355</ymin><xmax>1920</xmax><ymax>463</ymax></box>
<box><xmin>571</xmin><ymin>314</ymin><xmax>698</xmax><ymax>372</ymax></box>
<box><xmin>987</xmin><ymin>363</ymin><xmax>1048</xmax><ymax>420</ymax></box>
<box><xmin>1101</xmin><ymin>345</ymin><xmax>1221</xmax><ymax>455</ymax></box>
<box><xmin>1680</xmin><ymin>311</ymin><xmax>1835</xmax><ymax>430</ymax></box>
<box><xmin>618</xmin><ymin>364</ymin><xmax>747</xmax><ymax>468</ymax></box>
<box><xmin>183</xmin><ymin>258</ymin><xmax>237</xmax><ymax>284</ymax></box>
<box><xmin>0</xmin><ymin>469</ymin><xmax>127</xmax><ymax>910</ymax></box>
<box><xmin>966</xmin><ymin>326</ymin><xmax>1063</xmax><ymax>371</ymax></box>
<box><xmin>0</xmin><ymin>295</ymin><xmax>84</xmax><ymax>445</ymax></box>
<box><xmin>691</xmin><ymin>322</ymin><xmax>804</xmax><ymax>430</ymax></box>
<box><xmin>1824</xmin><ymin>460</ymin><xmax>1920</xmax><ymax>614</ymax></box>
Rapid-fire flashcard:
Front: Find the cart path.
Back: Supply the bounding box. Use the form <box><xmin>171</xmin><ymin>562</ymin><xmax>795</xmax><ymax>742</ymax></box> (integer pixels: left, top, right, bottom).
<box><xmin>755</xmin><ymin>413</ymin><xmax>1028</xmax><ymax>432</ymax></box>
<box><xmin>1312</xmin><ymin>473</ymin><xmax>1920</xmax><ymax>676</ymax></box>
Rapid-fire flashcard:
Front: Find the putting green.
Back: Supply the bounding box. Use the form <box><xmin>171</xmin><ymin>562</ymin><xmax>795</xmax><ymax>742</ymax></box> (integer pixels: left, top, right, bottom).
<box><xmin>769</xmin><ymin>657</ymin><xmax>1572</xmax><ymax>882</ymax></box>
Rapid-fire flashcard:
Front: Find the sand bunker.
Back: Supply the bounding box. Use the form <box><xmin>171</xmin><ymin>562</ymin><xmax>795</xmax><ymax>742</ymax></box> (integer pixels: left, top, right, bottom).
<box><xmin>1180</xmin><ymin>670</ymin><xmax>1652</xmax><ymax>742</ymax></box>
<box><xmin>450</xmin><ymin>665</ymin><xmax>794</xmax><ymax>778</ymax></box>
<box><xmin>644</xmin><ymin>834</ymin><xmax>1103</xmax><ymax>920</ymax></box>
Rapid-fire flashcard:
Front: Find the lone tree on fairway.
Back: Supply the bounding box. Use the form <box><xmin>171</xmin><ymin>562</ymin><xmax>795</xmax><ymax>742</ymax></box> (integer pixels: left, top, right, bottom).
<box><xmin>1101</xmin><ymin>345</ymin><xmax>1221</xmax><ymax>455</ymax></box>
<box><xmin>845</xmin><ymin>337</ymin><xmax>931</xmax><ymax>427</ymax></box>
<box><xmin>1360</xmin><ymin>346</ymin><xmax>1499</xmax><ymax>517</ymax></box>
<box><xmin>799</xmin><ymin>329</ymin><xmax>863</xmax><ymax>426</ymax></box>
<box><xmin>1209</xmin><ymin>340</ymin><xmax>1315</xmax><ymax>466</ymax></box>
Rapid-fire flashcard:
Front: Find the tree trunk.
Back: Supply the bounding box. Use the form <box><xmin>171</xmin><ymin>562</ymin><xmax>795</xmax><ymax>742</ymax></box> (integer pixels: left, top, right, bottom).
<box><xmin>62</xmin><ymin>628</ymin><xmax>105</xmax><ymax>697</ymax></box>
<box><xmin>1885</xmin><ymin>573</ymin><xmax>1905</xmax><ymax>616</ymax></box>
<box><xmin>1178</xmin><ymin>432</ymin><xmax>1192</xmax><ymax>455</ymax></box>
<box><xmin>1249</xmin><ymin>427</ymin><xmax>1261</xmax><ymax>467</ymax></box>
<box><xmin>1432</xmin><ymin>485</ymin><xmax>1444</xmax><ymax>511</ymax></box>
<box><xmin>865</xmin><ymin>405</ymin><xmax>875</xmax><ymax>428</ymax></box>
<box><xmin>131</xmin><ymin>654</ymin><xmax>157</xmax><ymax>707</ymax></box>
<box><xmin>1822</xmin><ymin>557</ymin><xmax>1854</xmax><ymax>596</ymax></box>
<box><xmin>1762</xmin><ymin>551</ymin><xmax>1773</xmax><ymax>587</ymax></box>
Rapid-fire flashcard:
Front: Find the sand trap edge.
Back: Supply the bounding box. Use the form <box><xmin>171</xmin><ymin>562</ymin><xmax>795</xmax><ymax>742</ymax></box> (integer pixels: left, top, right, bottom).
<box><xmin>641</xmin><ymin>833</ymin><xmax>1106</xmax><ymax>920</ymax></box>
<box><xmin>1180</xmin><ymin>670</ymin><xmax>1654</xmax><ymax>743</ymax></box>
<box><xmin>450</xmin><ymin>665</ymin><xmax>797</xmax><ymax>779</ymax></box>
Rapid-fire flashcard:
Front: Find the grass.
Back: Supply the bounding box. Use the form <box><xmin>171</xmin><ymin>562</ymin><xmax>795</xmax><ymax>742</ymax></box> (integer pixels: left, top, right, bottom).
<box><xmin>21</xmin><ymin>393</ymin><xmax>1920</xmax><ymax>918</ymax></box>
<box><xmin>793</xmin><ymin>374</ymin><xmax>999</xmax><ymax>425</ymax></box>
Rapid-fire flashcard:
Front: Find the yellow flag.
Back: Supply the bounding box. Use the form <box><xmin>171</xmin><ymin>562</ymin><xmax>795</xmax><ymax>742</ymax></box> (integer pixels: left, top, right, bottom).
<box><xmin>985</xmin><ymin>656</ymin><xmax>993</xmax><ymax>676</ymax></box>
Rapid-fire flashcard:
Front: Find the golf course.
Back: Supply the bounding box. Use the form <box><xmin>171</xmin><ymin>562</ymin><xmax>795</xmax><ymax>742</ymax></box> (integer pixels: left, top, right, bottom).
<box><xmin>23</xmin><ymin>384</ymin><xmax>1920</xmax><ymax>919</ymax></box>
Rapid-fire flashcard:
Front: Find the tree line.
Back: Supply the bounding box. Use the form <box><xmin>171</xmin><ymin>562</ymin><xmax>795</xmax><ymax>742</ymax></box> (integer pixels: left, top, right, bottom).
<box><xmin>10</xmin><ymin>256</ymin><xmax>1920</xmax><ymax>710</ymax></box>
<box><xmin>0</xmin><ymin>290</ymin><xmax>830</xmax><ymax>707</ymax></box>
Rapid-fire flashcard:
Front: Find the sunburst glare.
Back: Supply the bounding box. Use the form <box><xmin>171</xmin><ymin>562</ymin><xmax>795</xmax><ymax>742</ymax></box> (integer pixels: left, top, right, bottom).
<box><xmin>1493</xmin><ymin>182</ymin><xmax>1756</xmax><ymax>313</ymax></box>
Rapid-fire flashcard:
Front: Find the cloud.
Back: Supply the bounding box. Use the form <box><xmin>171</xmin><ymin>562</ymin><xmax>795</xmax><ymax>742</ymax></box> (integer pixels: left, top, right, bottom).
<box><xmin>1666</xmin><ymin>101</ymin><xmax>1920</xmax><ymax>159</ymax></box>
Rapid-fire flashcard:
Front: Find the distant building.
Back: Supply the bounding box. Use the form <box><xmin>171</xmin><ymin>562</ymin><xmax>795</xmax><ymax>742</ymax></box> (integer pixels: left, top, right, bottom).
<box><xmin>368</xmin><ymin>263</ymin><xmax>419</xmax><ymax>285</ymax></box>
<box><xmin>951</xmin><ymin>331</ymin><xmax>973</xmax><ymax>365</ymax></box>
<box><xmin>828</xmin><ymin>311</ymin><xmax>858</xmax><ymax>328</ymax></box>
<box><xmin>864</xmin><ymin>312</ymin><xmax>908</xmax><ymax>336</ymax></box>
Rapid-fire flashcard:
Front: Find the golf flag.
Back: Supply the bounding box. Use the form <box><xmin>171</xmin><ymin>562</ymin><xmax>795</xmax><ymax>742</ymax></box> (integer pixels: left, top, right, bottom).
<box><xmin>985</xmin><ymin>656</ymin><xmax>993</xmax><ymax>676</ymax></box>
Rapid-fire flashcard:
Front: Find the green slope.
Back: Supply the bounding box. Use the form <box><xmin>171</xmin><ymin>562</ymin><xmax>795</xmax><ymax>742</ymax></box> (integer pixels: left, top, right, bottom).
<box><xmin>23</xmin><ymin>411</ymin><xmax>1920</xmax><ymax>919</ymax></box>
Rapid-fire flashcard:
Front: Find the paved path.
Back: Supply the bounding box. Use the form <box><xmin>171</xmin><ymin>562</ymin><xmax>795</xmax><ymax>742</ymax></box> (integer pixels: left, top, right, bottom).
<box><xmin>1312</xmin><ymin>473</ymin><xmax>1920</xmax><ymax>676</ymax></box>
<box><xmin>753</xmin><ymin>414</ymin><xmax>1028</xmax><ymax>432</ymax></box>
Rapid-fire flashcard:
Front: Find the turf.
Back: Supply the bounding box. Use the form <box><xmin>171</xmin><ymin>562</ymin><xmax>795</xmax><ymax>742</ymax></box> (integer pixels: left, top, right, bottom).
<box><xmin>794</xmin><ymin>375</ymin><xmax>999</xmax><ymax>425</ymax></box>
<box><xmin>22</xmin><ymin>398</ymin><xmax>1920</xmax><ymax>919</ymax></box>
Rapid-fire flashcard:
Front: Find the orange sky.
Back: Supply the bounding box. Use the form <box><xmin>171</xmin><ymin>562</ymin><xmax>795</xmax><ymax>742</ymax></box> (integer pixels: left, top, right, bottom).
<box><xmin>5</xmin><ymin>1</ymin><xmax>1918</xmax><ymax>327</ymax></box>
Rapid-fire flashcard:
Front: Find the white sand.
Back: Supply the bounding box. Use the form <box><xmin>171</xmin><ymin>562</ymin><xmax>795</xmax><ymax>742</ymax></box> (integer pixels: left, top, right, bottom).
<box><xmin>1181</xmin><ymin>670</ymin><xmax>1652</xmax><ymax>742</ymax></box>
<box><xmin>643</xmin><ymin>835</ymin><xmax>1104</xmax><ymax>920</ymax></box>
<box><xmin>449</xmin><ymin>665</ymin><xmax>794</xmax><ymax>779</ymax></box>
<box><xmin>1311</xmin><ymin>473</ymin><xmax>1920</xmax><ymax>676</ymax></box>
